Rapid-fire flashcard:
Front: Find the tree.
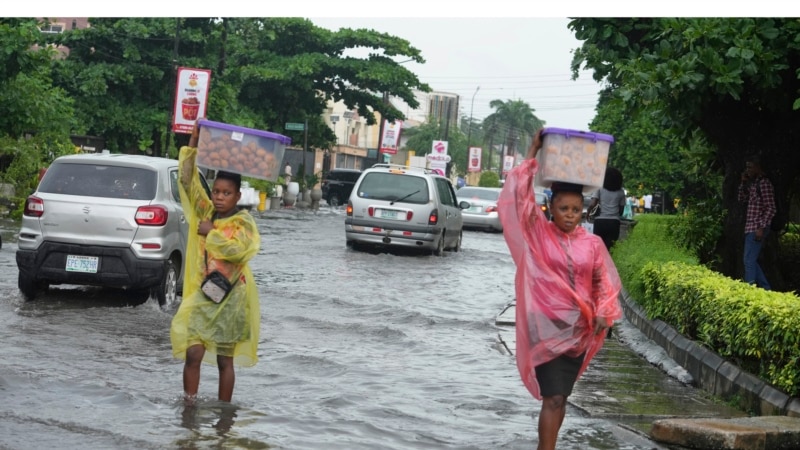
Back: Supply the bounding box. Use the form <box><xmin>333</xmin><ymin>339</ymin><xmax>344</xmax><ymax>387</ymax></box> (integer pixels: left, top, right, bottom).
<box><xmin>50</xmin><ymin>18</ymin><xmax>431</xmax><ymax>156</ymax></box>
<box><xmin>569</xmin><ymin>18</ymin><xmax>800</xmax><ymax>289</ymax></box>
<box><xmin>483</xmin><ymin>99</ymin><xmax>544</xmax><ymax>165</ymax></box>
<box><xmin>402</xmin><ymin>119</ymin><xmax>467</xmax><ymax>175</ymax></box>
<box><xmin>0</xmin><ymin>19</ymin><xmax>74</xmax><ymax>207</ymax></box>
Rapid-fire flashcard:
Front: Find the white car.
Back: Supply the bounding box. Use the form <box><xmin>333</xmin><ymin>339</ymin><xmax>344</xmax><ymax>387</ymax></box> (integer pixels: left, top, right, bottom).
<box><xmin>457</xmin><ymin>186</ymin><xmax>504</xmax><ymax>232</ymax></box>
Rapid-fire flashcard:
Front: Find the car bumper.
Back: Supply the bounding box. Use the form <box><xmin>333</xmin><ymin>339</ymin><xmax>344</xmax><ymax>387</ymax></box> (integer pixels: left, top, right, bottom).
<box><xmin>462</xmin><ymin>212</ymin><xmax>502</xmax><ymax>231</ymax></box>
<box><xmin>344</xmin><ymin>218</ymin><xmax>440</xmax><ymax>249</ymax></box>
<box><xmin>16</xmin><ymin>242</ymin><xmax>167</xmax><ymax>290</ymax></box>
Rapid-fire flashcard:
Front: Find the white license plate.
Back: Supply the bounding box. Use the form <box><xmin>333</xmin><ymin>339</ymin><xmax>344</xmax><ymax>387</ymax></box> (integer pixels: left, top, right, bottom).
<box><xmin>378</xmin><ymin>209</ymin><xmax>399</xmax><ymax>220</ymax></box>
<box><xmin>66</xmin><ymin>255</ymin><xmax>99</xmax><ymax>273</ymax></box>
<box><xmin>469</xmin><ymin>206</ymin><xmax>483</xmax><ymax>213</ymax></box>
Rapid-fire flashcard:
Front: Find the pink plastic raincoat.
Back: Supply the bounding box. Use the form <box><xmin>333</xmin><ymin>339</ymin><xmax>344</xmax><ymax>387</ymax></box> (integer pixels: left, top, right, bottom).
<box><xmin>498</xmin><ymin>158</ymin><xmax>622</xmax><ymax>400</ymax></box>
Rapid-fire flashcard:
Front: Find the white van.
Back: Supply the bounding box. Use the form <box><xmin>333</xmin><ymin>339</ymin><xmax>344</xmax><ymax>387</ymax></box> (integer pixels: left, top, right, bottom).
<box><xmin>344</xmin><ymin>164</ymin><xmax>470</xmax><ymax>255</ymax></box>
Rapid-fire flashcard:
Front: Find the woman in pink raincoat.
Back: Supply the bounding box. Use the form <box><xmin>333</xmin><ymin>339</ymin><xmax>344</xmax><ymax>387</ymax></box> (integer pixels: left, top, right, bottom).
<box><xmin>498</xmin><ymin>129</ymin><xmax>622</xmax><ymax>450</ymax></box>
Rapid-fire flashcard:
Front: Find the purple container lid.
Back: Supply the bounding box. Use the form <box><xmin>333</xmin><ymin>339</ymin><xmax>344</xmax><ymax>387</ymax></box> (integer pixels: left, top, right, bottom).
<box><xmin>541</xmin><ymin>127</ymin><xmax>614</xmax><ymax>144</ymax></box>
<box><xmin>198</xmin><ymin>119</ymin><xmax>292</xmax><ymax>145</ymax></box>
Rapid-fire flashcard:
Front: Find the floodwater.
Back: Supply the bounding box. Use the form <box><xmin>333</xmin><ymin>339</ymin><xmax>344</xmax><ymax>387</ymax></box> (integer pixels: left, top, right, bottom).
<box><xmin>0</xmin><ymin>210</ymin><xmax>663</xmax><ymax>449</ymax></box>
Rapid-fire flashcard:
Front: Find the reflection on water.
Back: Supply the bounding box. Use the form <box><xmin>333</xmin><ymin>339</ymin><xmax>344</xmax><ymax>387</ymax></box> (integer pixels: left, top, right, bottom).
<box><xmin>0</xmin><ymin>210</ymin><xmax>664</xmax><ymax>449</ymax></box>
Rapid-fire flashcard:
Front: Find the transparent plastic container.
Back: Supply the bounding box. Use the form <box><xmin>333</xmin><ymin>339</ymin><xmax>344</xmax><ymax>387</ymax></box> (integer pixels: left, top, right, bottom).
<box><xmin>197</xmin><ymin>119</ymin><xmax>291</xmax><ymax>181</ymax></box>
<box><xmin>535</xmin><ymin>127</ymin><xmax>614</xmax><ymax>194</ymax></box>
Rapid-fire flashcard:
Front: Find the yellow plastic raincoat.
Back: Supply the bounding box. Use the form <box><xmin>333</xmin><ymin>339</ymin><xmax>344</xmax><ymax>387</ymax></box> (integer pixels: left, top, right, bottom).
<box><xmin>170</xmin><ymin>146</ymin><xmax>261</xmax><ymax>367</ymax></box>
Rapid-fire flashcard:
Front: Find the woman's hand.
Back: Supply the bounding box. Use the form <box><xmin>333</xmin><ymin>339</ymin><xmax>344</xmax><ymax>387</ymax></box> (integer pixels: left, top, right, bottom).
<box><xmin>188</xmin><ymin>121</ymin><xmax>199</xmax><ymax>148</ymax></box>
<box><xmin>198</xmin><ymin>219</ymin><xmax>214</xmax><ymax>236</ymax></box>
<box><xmin>526</xmin><ymin>128</ymin><xmax>544</xmax><ymax>160</ymax></box>
<box><xmin>594</xmin><ymin>316</ymin><xmax>612</xmax><ymax>335</ymax></box>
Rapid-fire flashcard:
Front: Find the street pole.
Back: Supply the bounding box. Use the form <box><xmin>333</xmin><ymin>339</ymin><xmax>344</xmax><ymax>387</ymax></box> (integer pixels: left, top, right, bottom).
<box><xmin>303</xmin><ymin>117</ymin><xmax>309</xmax><ymax>181</ymax></box>
<box><xmin>465</xmin><ymin>86</ymin><xmax>480</xmax><ymax>175</ymax></box>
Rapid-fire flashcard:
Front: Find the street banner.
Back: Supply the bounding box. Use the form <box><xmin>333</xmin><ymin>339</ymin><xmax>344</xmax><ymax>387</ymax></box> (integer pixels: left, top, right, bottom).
<box><xmin>468</xmin><ymin>146</ymin><xmax>482</xmax><ymax>172</ymax></box>
<box><xmin>379</xmin><ymin>119</ymin><xmax>403</xmax><ymax>155</ymax></box>
<box><xmin>427</xmin><ymin>140</ymin><xmax>450</xmax><ymax>174</ymax></box>
<box><xmin>172</xmin><ymin>67</ymin><xmax>212</xmax><ymax>134</ymax></box>
<box><xmin>503</xmin><ymin>155</ymin><xmax>514</xmax><ymax>174</ymax></box>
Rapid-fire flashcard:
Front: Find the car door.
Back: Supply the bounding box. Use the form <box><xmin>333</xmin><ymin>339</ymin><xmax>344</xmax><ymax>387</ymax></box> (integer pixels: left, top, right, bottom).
<box><xmin>434</xmin><ymin>178</ymin><xmax>463</xmax><ymax>247</ymax></box>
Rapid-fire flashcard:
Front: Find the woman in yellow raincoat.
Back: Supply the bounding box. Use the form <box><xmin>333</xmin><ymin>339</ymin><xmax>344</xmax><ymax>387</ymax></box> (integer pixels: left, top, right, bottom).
<box><xmin>171</xmin><ymin>125</ymin><xmax>261</xmax><ymax>403</ymax></box>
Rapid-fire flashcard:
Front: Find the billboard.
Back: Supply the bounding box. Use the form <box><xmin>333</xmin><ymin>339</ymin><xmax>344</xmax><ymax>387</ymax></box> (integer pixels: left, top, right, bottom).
<box><xmin>468</xmin><ymin>147</ymin><xmax>482</xmax><ymax>172</ymax></box>
<box><xmin>172</xmin><ymin>67</ymin><xmax>212</xmax><ymax>134</ymax></box>
<box><xmin>379</xmin><ymin>119</ymin><xmax>403</xmax><ymax>155</ymax></box>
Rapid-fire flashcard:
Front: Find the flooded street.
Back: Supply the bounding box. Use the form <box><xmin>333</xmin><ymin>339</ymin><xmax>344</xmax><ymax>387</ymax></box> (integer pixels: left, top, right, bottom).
<box><xmin>0</xmin><ymin>209</ymin><xmax>663</xmax><ymax>449</ymax></box>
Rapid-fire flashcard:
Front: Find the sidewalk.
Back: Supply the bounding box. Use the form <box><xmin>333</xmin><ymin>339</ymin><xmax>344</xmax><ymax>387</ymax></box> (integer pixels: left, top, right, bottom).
<box><xmin>494</xmin><ymin>297</ymin><xmax>800</xmax><ymax>449</ymax></box>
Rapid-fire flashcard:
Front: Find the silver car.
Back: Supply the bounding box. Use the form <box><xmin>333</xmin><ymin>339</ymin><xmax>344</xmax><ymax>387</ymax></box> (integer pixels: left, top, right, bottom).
<box><xmin>16</xmin><ymin>152</ymin><xmax>209</xmax><ymax>307</ymax></box>
<box><xmin>345</xmin><ymin>164</ymin><xmax>469</xmax><ymax>255</ymax></box>
<box><xmin>457</xmin><ymin>186</ymin><xmax>504</xmax><ymax>232</ymax></box>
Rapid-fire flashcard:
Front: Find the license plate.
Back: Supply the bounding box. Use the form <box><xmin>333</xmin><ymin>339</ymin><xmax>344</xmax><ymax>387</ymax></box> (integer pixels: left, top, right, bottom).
<box><xmin>469</xmin><ymin>206</ymin><xmax>483</xmax><ymax>213</ymax></box>
<box><xmin>66</xmin><ymin>255</ymin><xmax>99</xmax><ymax>273</ymax></box>
<box><xmin>378</xmin><ymin>209</ymin><xmax>399</xmax><ymax>220</ymax></box>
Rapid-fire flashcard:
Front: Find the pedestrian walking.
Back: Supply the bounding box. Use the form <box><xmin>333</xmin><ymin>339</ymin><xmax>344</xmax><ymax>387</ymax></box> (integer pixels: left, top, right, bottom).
<box><xmin>497</xmin><ymin>129</ymin><xmax>623</xmax><ymax>450</ymax></box>
<box><xmin>171</xmin><ymin>124</ymin><xmax>262</xmax><ymax>403</ymax></box>
<box><xmin>588</xmin><ymin>167</ymin><xmax>627</xmax><ymax>250</ymax></box>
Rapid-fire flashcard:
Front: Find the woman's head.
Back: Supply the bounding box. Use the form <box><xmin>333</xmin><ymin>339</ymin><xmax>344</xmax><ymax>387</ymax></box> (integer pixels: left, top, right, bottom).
<box><xmin>211</xmin><ymin>170</ymin><xmax>242</xmax><ymax>216</ymax></box>
<box><xmin>550</xmin><ymin>182</ymin><xmax>584</xmax><ymax>233</ymax></box>
<box><xmin>603</xmin><ymin>167</ymin><xmax>623</xmax><ymax>191</ymax></box>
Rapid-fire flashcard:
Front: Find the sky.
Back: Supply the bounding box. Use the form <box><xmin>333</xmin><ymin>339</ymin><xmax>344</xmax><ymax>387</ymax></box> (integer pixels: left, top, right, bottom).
<box><xmin>310</xmin><ymin>17</ymin><xmax>601</xmax><ymax>131</ymax></box>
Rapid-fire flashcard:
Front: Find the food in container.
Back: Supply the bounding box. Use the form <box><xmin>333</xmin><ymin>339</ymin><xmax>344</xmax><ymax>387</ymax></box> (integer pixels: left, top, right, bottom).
<box><xmin>196</xmin><ymin>119</ymin><xmax>292</xmax><ymax>182</ymax></box>
<box><xmin>535</xmin><ymin>127</ymin><xmax>614</xmax><ymax>194</ymax></box>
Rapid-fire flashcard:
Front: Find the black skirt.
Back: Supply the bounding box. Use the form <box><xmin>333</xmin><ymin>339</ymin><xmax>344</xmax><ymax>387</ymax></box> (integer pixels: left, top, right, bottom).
<box><xmin>535</xmin><ymin>352</ymin><xmax>586</xmax><ymax>397</ymax></box>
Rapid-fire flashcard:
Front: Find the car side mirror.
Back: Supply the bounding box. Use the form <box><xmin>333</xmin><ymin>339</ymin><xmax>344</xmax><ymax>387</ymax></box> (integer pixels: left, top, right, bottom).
<box><xmin>459</xmin><ymin>200</ymin><xmax>471</xmax><ymax>210</ymax></box>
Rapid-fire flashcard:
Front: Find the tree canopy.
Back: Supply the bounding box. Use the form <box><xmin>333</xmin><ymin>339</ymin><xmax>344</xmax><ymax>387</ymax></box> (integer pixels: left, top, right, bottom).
<box><xmin>48</xmin><ymin>17</ymin><xmax>431</xmax><ymax>155</ymax></box>
<box><xmin>569</xmin><ymin>18</ymin><xmax>800</xmax><ymax>288</ymax></box>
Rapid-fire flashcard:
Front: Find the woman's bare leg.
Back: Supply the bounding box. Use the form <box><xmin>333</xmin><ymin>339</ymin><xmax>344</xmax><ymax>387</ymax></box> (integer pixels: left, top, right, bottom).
<box><xmin>183</xmin><ymin>344</ymin><xmax>206</xmax><ymax>400</ymax></box>
<box><xmin>217</xmin><ymin>355</ymin><xmax>235</xmax><ymax>402</ymax></box>
<box><xmin>537</xmin><ymin>395</ymin><xmax>567</xmax><ymax>450</ymax></box>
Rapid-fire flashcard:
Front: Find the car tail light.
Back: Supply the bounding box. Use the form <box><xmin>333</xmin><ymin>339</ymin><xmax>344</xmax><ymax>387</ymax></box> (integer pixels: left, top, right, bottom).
<box><xmin>24</xmin><ymin>196</ymin><xmax>44</xmax><ymax>217</ymax></box>
<box><xmin>367</xmin><ymin>206</ymin><xmax>374</xmax><ymax>217</ymax></box>
<box><xmin>428</xmin><ymin>208</ymin><xmax>439</xmax><ymax>225</ymax></box>
<box><xmin>135</xmin><ymin>205</ymin><xmax>168</xmax><ymax>226</ymax></box>
<box><xmin>406</xmin><ymin>211</ymin><xmax>413</xmax><ymax>220</ymax></box>
<box><xmin>346</xmin><ymin>202</ymin><xmax>353</xmax><ymax>216</ymax></box>
<box><xmin>485</xmin><ymin>206</ymin><xmax>498</xmax><ymax>213</ymax></box>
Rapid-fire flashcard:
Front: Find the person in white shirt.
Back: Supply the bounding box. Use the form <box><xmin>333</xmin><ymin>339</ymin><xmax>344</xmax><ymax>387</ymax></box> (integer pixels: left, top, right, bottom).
<box><xmin>643</xmin><ymin>194</ymin><xmax>653</xmax><ymax>213</ymax></box>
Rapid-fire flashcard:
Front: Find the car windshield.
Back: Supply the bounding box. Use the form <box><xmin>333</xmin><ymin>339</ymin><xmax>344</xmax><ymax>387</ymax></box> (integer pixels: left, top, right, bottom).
<box><xmin>38</xmin><ymin>163</ymin><xmax>157</xmax><ymax>200</ymax></box>
<box><xmin>356</xmin><ymin>172</ymin><xmax>429</xmax><ymax>204</ymax></box>
<box><xmin>457</xmin><ymin>188</ymin><xmax>499</xmax><ymax>201</ymax></box>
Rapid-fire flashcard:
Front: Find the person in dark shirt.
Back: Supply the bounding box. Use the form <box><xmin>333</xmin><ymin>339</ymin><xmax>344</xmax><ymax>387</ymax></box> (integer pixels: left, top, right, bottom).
<box><xmin>737</xmin><ymin>155</ymin><xmax>776</xmax><ymax>290</ymax></box>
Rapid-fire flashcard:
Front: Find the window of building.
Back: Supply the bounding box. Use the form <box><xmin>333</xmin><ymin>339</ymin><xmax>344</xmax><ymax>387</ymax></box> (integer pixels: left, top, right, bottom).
<box><xmin>40</xmin><ymin>23</ymin><xmax>64</xmax><ymax>34</ymax></box>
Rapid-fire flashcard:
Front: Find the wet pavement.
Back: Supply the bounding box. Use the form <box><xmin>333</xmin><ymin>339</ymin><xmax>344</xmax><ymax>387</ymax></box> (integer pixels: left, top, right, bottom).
<box><xmin>0</xmin><ymin>208</ymin><xmax>749</xmax><ymax>449</ymax></box>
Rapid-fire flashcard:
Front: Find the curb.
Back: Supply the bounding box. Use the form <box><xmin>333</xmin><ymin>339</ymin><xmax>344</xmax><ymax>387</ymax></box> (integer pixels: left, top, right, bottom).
<box><xmin>619</xmin><ymin>289</ymin><xmax>797</xmax><ymax>417</ymax></box>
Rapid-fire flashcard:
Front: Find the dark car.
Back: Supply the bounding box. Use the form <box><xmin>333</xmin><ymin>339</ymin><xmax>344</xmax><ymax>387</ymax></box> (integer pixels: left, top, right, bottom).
<box><xmin>321</xmin><ymin>168</ymin><xmax>362</xmax><ymax>207</ymax></box>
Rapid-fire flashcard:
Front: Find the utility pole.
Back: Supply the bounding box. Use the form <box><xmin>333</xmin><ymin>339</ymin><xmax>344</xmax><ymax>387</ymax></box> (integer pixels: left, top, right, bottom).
<box><xmin>465</xmin><ymin>86</ymin><xmax>480</xmax><ymax>175</ymax></box>
<box><xmin>377</xmin><ymin>92</ymin><xmax>390</xmax><ymax>164</ymax></box>
<box><xmin>164</xmin><ymin>18</ymin><xmax>180</xmax><ymax>158</ymax></box>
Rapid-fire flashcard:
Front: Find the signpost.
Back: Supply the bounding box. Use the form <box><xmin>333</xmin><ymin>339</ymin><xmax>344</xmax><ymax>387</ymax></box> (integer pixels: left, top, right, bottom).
<box><xmin>285</xmin><ymin>122</ymin><xmax>305</xmax><ymax>131</ymax></box>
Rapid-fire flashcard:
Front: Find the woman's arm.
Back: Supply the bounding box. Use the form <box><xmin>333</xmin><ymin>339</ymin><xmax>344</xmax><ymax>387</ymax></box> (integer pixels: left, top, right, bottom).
<box><xmin>177</xmin><ymin>123</ymin><xmax>213</xmax><ymax>219</ymax></box>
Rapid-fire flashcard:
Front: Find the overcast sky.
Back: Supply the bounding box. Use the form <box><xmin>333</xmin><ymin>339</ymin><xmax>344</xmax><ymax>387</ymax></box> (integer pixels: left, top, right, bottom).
<box><xmin>311</xmin><ymin>17</ymin><xmax>600</xmax><ymax>131</ymax></box>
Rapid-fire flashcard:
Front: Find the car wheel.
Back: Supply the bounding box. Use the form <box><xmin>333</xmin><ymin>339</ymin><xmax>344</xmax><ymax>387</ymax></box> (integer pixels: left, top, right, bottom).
<box><xmin>453</xmin><ymin>231</ymin><xmax>462</xmax><ymax>252</ymax></box>
<box><xmin>18</xmin><ymin>272</ymin><xmax>39</xmax><ymax>301</ymax></box>
<box><xmin>154</xmin><ymin>259</ymin><xmax>179</xmax><ymax>309</ymax></box>
<box><xmin>329</xmin><ymin>193</ymin><xmax>340</xmax><ymax>207</ymax></box>
<box><xmin>433</xmin><ymin>232</ymin><xmax>445</xmax><ymax>256</ymax></box>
